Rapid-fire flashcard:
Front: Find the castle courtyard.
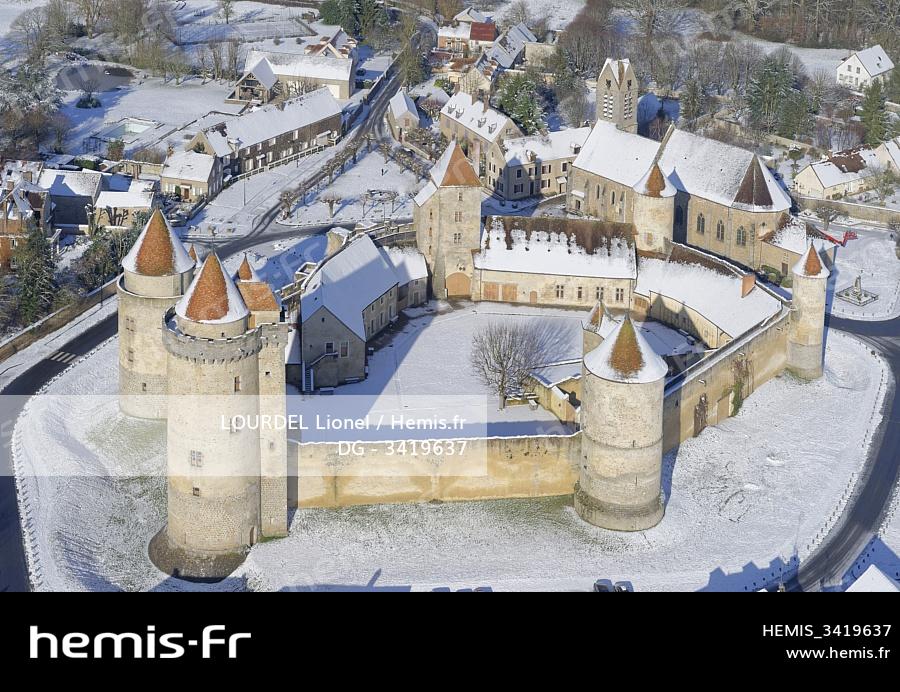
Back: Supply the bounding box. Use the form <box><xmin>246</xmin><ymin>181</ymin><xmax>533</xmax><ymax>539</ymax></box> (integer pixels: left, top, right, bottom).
<box><xmin>12</xmin><ymin>326</ymin><xmax>887</xmax><ymax>591</ymax></box>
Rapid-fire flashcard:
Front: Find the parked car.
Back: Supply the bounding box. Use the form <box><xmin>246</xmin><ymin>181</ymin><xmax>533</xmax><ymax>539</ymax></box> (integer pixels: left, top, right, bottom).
<box><xmin>614</xmin><ymin>581</ymin><xmax>634</xmax><ymax>592</ymax></box>
<box><xmin>593</xmin><ymin>579</ymin><xmax>615</xmax><ymax>592</ymax></box>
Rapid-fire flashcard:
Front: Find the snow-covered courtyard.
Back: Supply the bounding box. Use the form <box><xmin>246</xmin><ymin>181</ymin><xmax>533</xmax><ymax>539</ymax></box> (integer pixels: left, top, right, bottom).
<box><xmin>828</xmin><ymin>226</ymin><xmax>900</xmax><ymax>321</ymax></box>
<box><xmin>12</xmin><ymin>323</ymin><xmax>889</xmax><ymax>591</ymax></box>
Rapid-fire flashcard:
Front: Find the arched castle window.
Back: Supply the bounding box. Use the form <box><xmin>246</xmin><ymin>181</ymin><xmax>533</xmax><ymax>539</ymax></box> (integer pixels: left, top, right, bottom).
<box><xmin>696</xmin><ymin>213</ymin><xmax>705</xmax><ymax>235</ymax></box>
<box><xmin>736</xmin><ymin>226</ymin><xmax>747</xmax><ymax>246</ymax></box>
<box><xmin>611</xmin><ymin>190</ymin><xmax>616</xmax><ymax>205</ymax></box>
<box><xmin>716</xmin><ymin>220</ymin><xmax>725</xmax><ymax>241</ymax></box>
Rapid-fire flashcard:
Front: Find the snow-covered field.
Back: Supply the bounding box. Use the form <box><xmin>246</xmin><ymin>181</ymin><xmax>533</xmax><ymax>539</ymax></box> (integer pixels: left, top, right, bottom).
<box><xmin>279</xmin><ymin>150</ymin><xmax>423</xmax><ymax>229</ymax></box>
<box><xmin>828</xmin><ymin>226</ymin><xmax>900</xmax><ymax>321</ymax></box>
<box><xmin>12</xmin><ymin>321</ymin><xmax>889</xmax><ymax>591</ymax></box>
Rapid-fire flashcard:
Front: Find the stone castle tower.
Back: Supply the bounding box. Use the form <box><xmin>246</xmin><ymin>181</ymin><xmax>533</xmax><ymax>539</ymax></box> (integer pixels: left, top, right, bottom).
<box><xmin>414</xmin><ymin>142</ymin><xmax>483</xmax><ymax>299</ymax></box>
<box><xmin>787</xmin><ymin>244</ymin><xmax>829</xmax><ymax>380</ymax></box>
<box><xmin>631</xmin><ymin>162</ymin><xmax>676</xmax><ymax>254</ymax></box>
<box><xmin>596</xmin><ymin>58</ymin><xmax>638</xmax><ymax>133</ymax></box>
<box><xmin>149</xmin><ymin>252</ymin><xmax>288</xmax><ymax>579</ymax></box>
<box><xmin>118</xmin><ymin>209</ymin><xmax>195</xmax><ymax>419</ymax></box>
<box><xmin>576</xmin><ymin>316</ymin><xmax>668</xmax><ymax>531</ymax></box>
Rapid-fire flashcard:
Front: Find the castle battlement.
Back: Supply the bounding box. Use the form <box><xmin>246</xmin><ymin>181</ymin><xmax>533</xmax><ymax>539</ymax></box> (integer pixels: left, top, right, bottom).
<box><xmin>162</xmin><ymin>309</ymin><xmax>263</xmax><ymax>363</ymax></box>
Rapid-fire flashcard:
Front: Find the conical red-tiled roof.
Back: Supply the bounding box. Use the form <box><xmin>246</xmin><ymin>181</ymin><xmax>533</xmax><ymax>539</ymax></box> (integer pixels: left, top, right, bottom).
<box><xmin>236</xmin><ymin>254</ymin><xmax>256</xmax><ymax>281</ymax></box>
<box><xmin>608</xmin><ymin>317</ymin><xmax>644</xmax><ymax>377</ymax></box>
<box><xmin>135</xmin><ymin>210</ymin><xmax>175</xmax><ymax>276</ymax></box>
<box><xmin>184</xmin><ymin>254</ymin><xmax>231</xmax><ymax>322</ymax></box>
<box><xmin>188</xmin><ymin>244</ymin><xmax>198</xmax><ymax>262</ymax></box>
<box><xmin>437</xmin><ymin>143</ymin><xmax>481</xmax><ymax>187</ymax></box>
<box><xmin>804</xmin><ymin>246</ymin><xmax>822</xmax><ymax>275</ymax></box>
<box><xmin>645</xmin><ymin>164</ymin><xmax>666</xmax><ymax>197</ymax></box>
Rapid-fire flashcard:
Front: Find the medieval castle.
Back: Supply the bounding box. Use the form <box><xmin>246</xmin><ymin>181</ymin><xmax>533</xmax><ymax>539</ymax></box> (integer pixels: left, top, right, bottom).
<box><xmin>115</xmin><ymin>58</ymin><xmax>830</xmax><ymax>579</ymax></box>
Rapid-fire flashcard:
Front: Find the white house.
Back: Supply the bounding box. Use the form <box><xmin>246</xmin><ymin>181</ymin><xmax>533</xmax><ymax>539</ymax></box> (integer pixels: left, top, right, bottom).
<box><xmin>793</xmin><ymin>140</ymin><xmax>900</xmax><ymax>199</ymax></box>
<box><xmin>836</xmin><ymin>45</ymin><xmax>894</xmax><ymax>90</ymax></box>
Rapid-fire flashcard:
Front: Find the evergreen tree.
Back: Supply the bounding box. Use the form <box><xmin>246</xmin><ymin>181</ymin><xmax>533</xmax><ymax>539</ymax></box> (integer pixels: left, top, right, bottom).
<box><xmin>356</xmin><ymin>0</ymin><xmax>387</xmax><ymax>40</ymax></box>
<box><xmin>319</xmin><ymin>0</ymin><xmax>343</xmax><ymax>25</ymax></box>
<box><xmin>861</xmin><ymin>80</ymin><xmax>891</xmax><ymax>146</ymax></box>
<box><xmin>746</xmin><ymin>54</ymin><xmax>793</xmax><ymax>133</ymax></box>
<box><xmin>496</xmin><ymin>72</ymin><xmax>545</xmax><ymax>135</ymax></box>
<box><xmin>13</xmin><ymin>221</ymin><xmax>56</xmax><ymax>324</ymax></box>
<box><xmin>777</xmin><ymin>90</ymin><xmax>812</xmax><ymax>139</ymax></box>
<box><xmin>680</xmin><ymin>77</ymin><xmax>705</xmax><ymax>127</ymax></box>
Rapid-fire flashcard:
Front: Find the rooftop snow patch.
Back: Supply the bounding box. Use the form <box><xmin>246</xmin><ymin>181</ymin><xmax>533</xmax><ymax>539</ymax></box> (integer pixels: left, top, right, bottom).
<box><xmin>584</xmin><ymin>316</ymin><xmax>667</xmax><ymax>383</ymax></box>
<box><xmin>501</xmin><ymin>128</ymin><xmax>591</xmax><ymax>167</ymax></box>
<box><xmin>389</xmin><ymin>90</ymin><xmax>419</xmax><ymax>122</ymax></box>
<box><xmin>845</xmin><ymin>45</ymin><xmax>895</xmax><ymax>77</ymax></box>
<box><xmin>379</xmin><ymin>246</ymin><xmax>428</xmax><ymax>286</ymax></box>
<box><xmin>176</xmin><ymin>253</ymin><xmax>249</xmax><ymax>324</ymax></box>
<box><xmin>807</xmin><ymin>146</ymin><xmax>882</xmax><ymax>188</ymax></box>
<box><xmin>634</xmin><ymin>163</ymin><xmax>676</xmax><ymax>198</ymax></box>
<box><xmin>37</xmin><ymin>169</ymin><xmax>102</xmax><ymax>198</ymax></box>
<box><xmin>161</xmin><ymin>150</ymin><xmax>216</xmax><ymax>182</ymax></box>
<box><xmin>476</xmin><ymin>216</ymin><xmax>636</xmax><ymax>279</ymax></box>
<box><xmin>846</xmin><ymin>564</ymin><xmax>900</xmax><ymax>592</ymax></box>
<box><xmin>245</xmin><ymin>50</ymin><xmax>354</xmax><ymax>83</ymax></box>
<box><xmin>635</xmin><ymin>251</ymin><xmax>783</xmax><ymax>339</ymax></box>
<box><xmin>122</xmin><ymin>209</ymin><xmax>195</xmax><ymax>277</ymax></box>
<box><xmin>300</xmin><ymin>234</ymin><xmax>398</xmax><ymax>339</ymax></box>
<box><xmin>760</xmin><ymin>215</ymin><xmax>835</xmax><ymax>255</ymax></box>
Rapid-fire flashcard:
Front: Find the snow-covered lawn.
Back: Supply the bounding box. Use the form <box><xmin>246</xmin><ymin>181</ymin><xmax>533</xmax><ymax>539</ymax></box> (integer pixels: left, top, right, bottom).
<box><xmin>828</xmin><ymin>226</ymin><xmax>900</xmax><ymax>321</ymax></box>
<box><xmin>278</xmin><ymin>150</ymin><xmax>423</xmax><ymax>229</ymax></box>
<box><xmin>12</xmin><ymin>313</ymin><xmax>889</xmax><ymax>590</ymax></box>
<box><xmin>58</xmin><ymin>74</ymin><xmax>241</xmax><ymax>154</ymax></box>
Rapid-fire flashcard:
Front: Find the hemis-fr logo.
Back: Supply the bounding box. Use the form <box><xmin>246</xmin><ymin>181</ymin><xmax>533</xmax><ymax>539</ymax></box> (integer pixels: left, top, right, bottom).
<box><xmin>30</xmin><ymin>625</ymin><xmax>251</xmax><ymax>660</ymax></box>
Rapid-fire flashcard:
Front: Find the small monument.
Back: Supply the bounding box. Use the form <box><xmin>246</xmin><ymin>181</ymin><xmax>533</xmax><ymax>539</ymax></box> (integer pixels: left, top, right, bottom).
<box><xmin>836</xmin><ymin>275</ymin><xmax>878</xmax><ymax>307</ymax></box>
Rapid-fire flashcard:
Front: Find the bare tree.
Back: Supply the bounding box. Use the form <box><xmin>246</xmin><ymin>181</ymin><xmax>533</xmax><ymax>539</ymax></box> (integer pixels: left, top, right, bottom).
<box><xmin>226</xmin><ymin>39</ymin><xmax>243</xmax><ymax>80</ymax></box>
<box><xmin>379</xmin><ymin>142</ymin><xmax>393</xmax><ymax>163</ymax></box>
<box><xmin>870</xmin><ymin>166</ymin><xmax>899</xmax><ymax>206</ymax></box>
<box><xmin>219</xmin><ymin>0</ymin><xmax>235</xmax><ymax>25</ymax></box>
<box><xmin>12</xmin><ymin>7</ymin><xmax>53</xmax><ymax>64</ymax></box>
<box><xmin>470</xmin><ymin>321</ymin><xmax>562</xmax><ymax>409</ymax></box>
<box><xmin>620</xmin><ymin>0</ymin><xmax>679</xmax><ymax>46</ymax></box>
<box><xmin>814</xmin><ymin>205</ymin><xmax>840</xmax><ymax>233</ymax></box>
<box><xmin>207</xmin><ymin>42</ymin><xmax>224</xmax><ymax>81</ymax></box>
<box><xmin>321</xmin><ymin>192</ymin><xmax>341</xmax><ymax>219</ymax></box>
<box><xmin>73</xmin><ymin>0</ymin><xmax>106</xmax><ymax>39</ymax></box>
<box><xmin>280</xmin><ymin>189</ymin><xmax>299</xmax><ymax>218</ymax></box>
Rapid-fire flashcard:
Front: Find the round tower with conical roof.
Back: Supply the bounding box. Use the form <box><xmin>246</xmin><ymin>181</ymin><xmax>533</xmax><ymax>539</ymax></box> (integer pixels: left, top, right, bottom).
<box><xmin>118</xmin><ymin>209</ymin><xmax>195</xmax><ymax>419</ymax></box>
<box><xmin>631</xmin><ymin>162</ymin><xmax>676</xmax><ymax>254</ymax></box>
<box><xmin>151</xmin><ymin>253</ymin><xmax>268</xmax><ymax>579</ymax></box>
<box><xmin>788</xmin><ymin>244</ymin><xmax>829</xmax><ymax>380</ymax></box>
<box><xmin>576</xmin><ymin>316</ymin><xmax>668</xmax><ymax>531</ymax></box>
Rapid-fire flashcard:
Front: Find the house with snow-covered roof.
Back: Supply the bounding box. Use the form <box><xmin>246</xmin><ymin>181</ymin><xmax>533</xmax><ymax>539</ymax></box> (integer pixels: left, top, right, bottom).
<box><xmin>793</xmin><ymin>144</ymin><xmax>894</xmax><ymax>200</ymax></box>
<box><xmin>160</xmin><ymin>150</ymin><xmax>222</xmax><ymax>203</ymax></box>
<box><xmin>439</xmin><ymin>91</ymin><xmax>523</xmax><ymax>177</ymax></box>
<box><xmin>837</xmin><ymin>45</ymin><xmax>894</xmax><ymax>90</ymax></box>
<box><xmin>486</xmin><ymin>127</ymin><xmax>590</xmax><ymax>200</ymax></box>
<box><xmin>386</xmin><ymin>90</ymin><xmax>421</xmax><ymax>144</ymax></box>
<box><xmin>233</xmin><ymin>47</ymin><xmax>357</xmax><ymax>103</ymax></box>
<box><xmin>189</xmin><ymin>88</ymin><xmax>343</xmax><ymax>180</ymax></box>
<box><xmin>297</xmin><ymin>233</ymin><xmax>427</xmax><ymax>389</ymax></box>
<box><xmin>0</xmin><ymin>161</ymin><xmax>51</xmax><ymax>270</ymax></box>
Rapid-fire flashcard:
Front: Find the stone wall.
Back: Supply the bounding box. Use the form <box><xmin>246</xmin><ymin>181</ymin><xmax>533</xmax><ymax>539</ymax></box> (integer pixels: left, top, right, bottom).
<box><xmin>797</xmin><ymin>195</ymin><xmax>900</xmax><ymax>226</ymax></box>
<box><xmin>661</xmin><ymin>308</ymin><xmax>790</xmax><ymax>451</ymax></box>
<box><xmin>471</xmin><ymin>268</ymin><xmax>633</xmax><ymax>309</ymax></box>
<box><xmin>291</xmin><ymin>433</ymin><xmax>580</xmax><ymax>508</ymax></box>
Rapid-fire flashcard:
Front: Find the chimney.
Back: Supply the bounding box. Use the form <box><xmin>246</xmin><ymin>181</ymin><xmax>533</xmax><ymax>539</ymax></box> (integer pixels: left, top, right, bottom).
<box><xmin>741</xmin><ymin>273</ymin><xmax>756</xmax><ymax>298</ymax></box>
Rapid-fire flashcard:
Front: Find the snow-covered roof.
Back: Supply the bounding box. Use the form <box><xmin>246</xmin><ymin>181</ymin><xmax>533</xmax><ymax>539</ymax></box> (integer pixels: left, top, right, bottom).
<box><xmin>245</xmin><ymin>50</ymin><xmax>354</xmax><ymax>83</ymax></box>
<box><xmin>573</xmin><ymin>123</ymin><xmax>791</xmax><ymax>212</ymax></box>
<box><xmin>439</xmin><ymin>24</ymin><xmax>471</xmax><ymax>40</ymax></box>
<box><xmin>635</xmin><ymin>251</ymin><xmax>782</xmax><ymax>339</ymax></box>
<box><xmin>389</xmin><ymin>89</ymin><xmax>419</xmax><ymax>122</ymax></box>
<box><xmin>881</xmin><ymin>137</ymin><xmax>900</xmax><ymax>170</ymax></box>
<box><xmin>454</xmin><ymin>7</ymin><xmax>487</xmax><ymax>23</ymax></box>
<box><xmin>300</xmin><ymin>234</ymin><xmax>399</xmax><ymax>339</ymax></box>
<box><xmin>501</xmin><ymin>128</ymin><xmax>591</xmax><ymax>166</ymax></box>
<box><xmin>1</xmin><ymin>160</ymin><xmax>43</xmax><ymax>186</ymax></box>
<box><xmin>532</xmin><ymin>360</ymin><xmax>582</xmax><ymax>387</ymax></box>
<box><xmin>95</xmin><ymin>184</ymin><xmax>154</xmax><ymax>211</ymax></box>
<box><xmin>843</xmin><ymin>45</ymin><xmax>894</xmax><ymax>77</ymax></box>
<box><xmin>633</xmin><ymin>163</ymin><xmax>676</xmax><ymax>197</ymax></box>
<box><xmin>761</xmin><ymin>216</ymin><xmax>835</xmax><ymax>255</ymax></box>
<box><xmin>380</xmin><ymin>246</ymin><xmax>428</xmax><ymax>286</ymax></box>
<box><xmin>37</xmin><ymin>169</ymin><xmax>102</xmax><ymax>198</ymax></box>
<box><xmin>122</xmin><ymin>209</ymin><xmax>195</xmax><ymax>277</ymax></box>
<box><xmin>846</xmin><ymin>565</ymin><xmax>900</xmax><ymax>592</ymax></box>
<box><xmin>202</xmin><ymin>88</ymin><xmax>341</xmax><ymax>157</ymax></box>
<box><xmin>475</xmin><ymin>216</ymin><xmax>636</xmax><ymax>280</ymax></box>
<box><xmin>584</xmin><ymin>317</ymin><xmax>668</xmax><ymax>383</ymax></box>
<box><xmin>600</xmin><ymin>58</ymin><xmax>632</xmax><ymax>86</ymax></box>
<box><xmin>161</xmin><ymin>150</ymin><xmax>216</xmax><ymax>183</ymax></box>
<box><xmin>175</xmin><ymin>252</ymin><xmax>249</xmax><ymax>324</ymax></box>
<box><xmin>805</xmin><ymin>146</ymin><xmax>882</xmax><ymax>189</ymax></box>
<box><xmin>487</xmin><ymin>23</ymin><xmax>536</xmax><ymax>69</ymax></box>
<box><xmin>441</xmin><ymin>91</ymin><xmax>516</xmax><ymax>144</ymax></box>
<box><xmin>234</xmin><ymin>253</ymin><xmax>264</xmax><ymax>283</ymax></box>
<box><xmin>245</xmin><ymin>57</ymin><xmax>278</xmax><ymax>90</ymax></box>
<box><xmin>414</xmin><ymin>181</ymin><xmax>438</xmax><ymax>207</ymax></box>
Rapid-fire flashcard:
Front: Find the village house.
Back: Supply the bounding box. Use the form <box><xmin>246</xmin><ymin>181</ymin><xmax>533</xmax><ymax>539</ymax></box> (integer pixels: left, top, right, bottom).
<box><xmin>458</xmin><ymin>22</ymin><xmax>537</xmax><ymax>96</ymax></box>
<box><xmin>295</xmin><ymin>233</ymin><xmax>427</xmax><ymax>390</ymax></box>
<box><xmin>386</xmin><ymin>90</ymin><xmax>421</xmax><ymax>144</ymax></box>
<box><xmin>486</xmin><ymin>127</ymin><xmax>590</xmax><ymax>200</ymax></box>
<box><xmin>793</xmin><ymin>138</ymin><xmax>900</xmax><ymax>199</ymax></box>
<box><xmin>92</xmin><ymin>177</ymin><xmax>155</xmax><ymax>229</ymax></box>
<box><xmin>836</xmin><ymin>45</ymin><xmax>894</xmax><ymax>90</ymax></box>
<box><xmin>0</xmin><ymin>161</ymin><xmax>50</xmax><ymax>270</ymax></box>
<box><xmin>229</xmin><ymin>28</ymin><xmax>358</xmax><ymax>104</ymax></box>
<box><xmin>189</xmin><ymin>88</ymin><xmax>343</xmax><ymax>181</ymax></box>
<box><xmin>439</xmin><ymin>91</ymin><xmax>523</xmax><ymax>177</ymax></box>
<box><xmin>160</xmin><ymin>150</ymin><xmax>222</xmax><ymax>203</ymax></box>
